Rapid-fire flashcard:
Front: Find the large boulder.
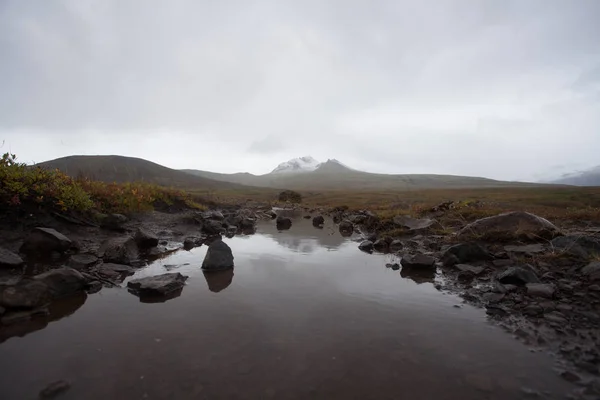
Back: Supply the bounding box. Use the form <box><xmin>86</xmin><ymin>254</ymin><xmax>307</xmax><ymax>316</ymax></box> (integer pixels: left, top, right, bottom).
<box><xmin>441</xmin><ymin>243</ymin><xmax>493</xmax><ymax>266</ymax></box>
<box><xmin>400</xmin><ymin>254</ymin><xmax>436</xmax><ymax>269</ymax></box>
<box><xmin>551</xmin><ymin>235</ymin><xmax>600</xmax><ymax>259</ymax></box>
<box><xmin>202</xmin><ymin>240</ymin><xmax>234</xmax><ymax>271</ymax></box>
<box><xmin>393</xmin><ymin>216</ymin><xmax>442</xmax><ymax>232</ymax></box>
<box><xmin>98</xmin><ymin>237</ymin><xmax>139</xmax><ymax>265</ymax></box>
<box><xmin>497</xmin><ymin>266</ymin><xmax>540</xmax><ymax>285</ymax></box>
<box><xmin>34</xmin><ymin>268</ymin><xmax>88</xmax><ymax>298</ymax></box>
<box><xmin>457</xmin><ymin>211</ymin><xmax>561</xmax><ymax>241</ymax></box>
<box><xmin>0</xmin><ymin>280</ymin><xmax>51</xmax><ymax>309</ymax></box>
<box><xmin>127</xmin><ymin>273</ymin><xmax>188</xmax><ymax>297</ymax></box>
<box><xmin>276</xmin><ymin>216</ymin><xmax>292</xmax><ymax>230</ymax></box>
<box><xmin>134</xmin><ymin>228</ymin><xmax>159</xmax><ymax>249</ymax></box>
<box><xmin>0</xmin><ymin>247</ymin><xmax>24</xmax><ymax>269</ymax></box>
<box><xmin>358</xmin><ymin>240</ymin><xmax>374</xmax><ymax>253</ymax></box>
<box><xmin>19</xmin><ymin>227</ymin><xmax>73</xmax><ymax>255</ymax></box>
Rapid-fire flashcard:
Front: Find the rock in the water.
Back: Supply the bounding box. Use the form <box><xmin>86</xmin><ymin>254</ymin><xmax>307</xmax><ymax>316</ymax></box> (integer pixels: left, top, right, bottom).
<box><xmin>526</xmin><ymin>283</ymin><xmax>555</xmax><ymax>298</ymax></box>
<box><xmin>455</xmin><ymin>264</ymin><xmax>485</xmax><ymax>275</ymax></box>
<box><xmin>39</xmin><ymin>380</ymin><xmax>71</xmax><ymax>399</ymax></box>
<box><xmin>134</xmin><ymin>228</ymin><xmax>159</xmax><ymax>249</ymax></box>
<box><xmin>266</xmin><ymin>210</ymin><xmax>277</xmax><ymax>219</ymax></box>
<box><xmin>458</xmin><ymin>211</ymin><xmax>561</xmax><ymax>241</ymax></box>
<box><xmin>202</xmin><ymin>219</ymin><xmax>225</xmax><ymax>235</ymax></box>
<box><xmin>0</xmin><ymin>279</ymin><xmax>51</xmax><ymax>309</ymax></box>
<box><xmin>373</xmin><ymin>239</ymin><xmax>389</xmax><ymax>252</ymax></box>
<box><xmin>127</xmin><ymin>273</ymin><xmax>188</xmax><ymax>298</ymax></box>
<box><xmin>401</xmin><ymin>254</ymin><xmax>436</xmax><ymax>269</ymax></box>
<box><xmin>497</xmin><ymin>266</ymin><xmax>540</xmax><ymax>285</ymax></box>
<box><xmin>276</xmin><ymin>216</ymin><xmax>292</xmax><ymax>230</ymax></box>
<box><xmin>442</xmin><ymin>243</ymin><xmax>493</xmax><ymax>266</ymax></box>
<box><xmin>239</xmin><ymin>217</ymin><xmax>256</xmax><ymax>233</ymax></box>
<box><xmin>203</xmin><ymin>269</ymin><xmax>234</xmax><ymax>293</ymax></box>
<box><xmin>183</xmin><ymin>236</ymin><xmax>202</xmax><ymax>250</ymax></box>
<box><xmin>34</xmin><ymin>267</ymin><xmax>88</xmax><ymax>298</ymax></box>
<box><xmin>201</xmin><ymin>210</ymin><xmax>225</xmax><ymax>221</ymax></box>
<box><xmin>98</xmin><ymin>237</ymin><xmax>139</xmax><ymax>265</ymax></box>
<box><xmin>68</xmin><ymin>254</ymin><xmax>99</xmax><ymax>269</ymax></box>
<box><xmin>312</xmin><ymin>215</ymin><xmax>325</xmax><ymax>227</ymax></box>
<box><xmin>393</xmin><ymin>216</ymin><xmax>442</xmax><ymax>232</ymax></box>
<box><xmin>19</xmin><ymin>227</ymin><xmax>73</xmax><ymax>255</ymax></box>
<box><xmin>0</xmin><ymin>247</ymin><xmax>24</xmax><ymax>269</ymax></box>
<box><xmin>338</xmin><ymin>220</ymin><xmax>354</xmax><ymax>235</ymax></box>
<box><xmin>504</xmin><ymin>244</ymin><xmax>545</xmax><ymax>254</ymax></box>
<box><xmin>94</xmin><ymin>263</ymin><xmax>136</xmax><ymax>282</ymax></box>
<box><xmin>389</xmin><ymin>240</ymin><xmax>404</xmax><ymax>251</ymax></box>
<box><xmin>358</xmin><ymin>240</ymin><xmax>374</xmax><ymax>252</ymax></box>
<box><xmin>202</xmin><ymin>239</ymin><xmax>234</xmax><ymax>270</ymax></box>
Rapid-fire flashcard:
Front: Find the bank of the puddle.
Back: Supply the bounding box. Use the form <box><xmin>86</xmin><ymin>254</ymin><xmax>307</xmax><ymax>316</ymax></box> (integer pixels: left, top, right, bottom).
<box><xmin>0</xmin><ymin>217</ymin><xmax>577</xmax><ymax>399</ymax></box>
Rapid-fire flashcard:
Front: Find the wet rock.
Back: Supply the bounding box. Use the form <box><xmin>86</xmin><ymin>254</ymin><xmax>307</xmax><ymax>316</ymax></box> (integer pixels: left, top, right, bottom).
<box><xmin>19</xmin><ymin>227</ymin><xmax>73</xmax><ymax>255</ymax></box>
<box><xmin>276</xmin><ymin>217</ymin><xmax>292</xmax><ymax>230</ymax></box>
<box><xmin>68</xmin><ymin>254</ymin><xmax>99</xmax><ymax>269</ymax></box>
<box><xmin>239</xmin><ymin>217</ymin><xmax>256</xmax><ymax>233</ymax></box>
<box><xmin>303</xmin><ymin>215</ymin><xmax>311</xmax><ymax>219</ymax></box>
<box><xmin>134</xmin><ymin>228</ymin><xmax>159</xmax><ymax>249</ymax></box>
<box><xmin>312</xmin><ymin>215</ymin><xmax>325</xmax><ymax>227</ymax></box>
<box><xmin>0</xmin><ymin>247</ymin><xmax>24</xmax><ymax>269</ymax></box>
<box><xmin>338</xmin><ymin>220</ymin><xmax>354</xmax><ymax>235</ymax></box>
<box><xmin>560</xmin><ymin>370</ymin><xmax>581</xmax><ymax>383</ymax></box>
<box><xmin>100</xmin><ymin>213</ymin><xmax>128</xmax><ymax>231</ymax></box>
<box><xmin>400</xmin><ymin>254</ymin><xmax>436</xmax><ymax>269</ymax></box>
<box><xmin>183</xmin><ymin>237</ymin><xmax>202</xmax><ymax>250</ymax></box>
<box><xmin>127</xmin><ymin>272</ymin><xmax>188</xmax><ymax>297</ymax></box>
<box><xmin>457</xmin><ymin>271</ymin><xmax>475</xmax><ymax>283</ymax></box>
<box><xmin>201</xmin><ymin>210</ymin><xmax>225</xmax><ymax>221</ymax></box>
<box><xmin>94</xmin><ymin>263</ymin><xmax>135</xmax><ymax>282</ymax></box>
<box><xmin>389</xmin><ymin>240</ymin><xmax>404</xmax><ymax>251</ymax></box>
<box><xmin>98</xmin><ymin>237</ymin><xmax>139</xmax><ymax>265</ymax></box>
<box><xmin>86</xmin><ymin>281</ymin><xmax>103</xmax><ymax>294</ymax></box>
<box><xmin>442</xmin><ymin>243</ymin><xmax>493</xmax><ymax>266</ymax></box>
<box><xmin>386</xmin><ymin>263</ymin><xmax>400</xmax><ymax>271</ymax></box>
<box><xmin>373</xmin><ymin>239</ymin><xmax>389</xmax><ymax>252</ymax></box>
<box><xmin>458</xmin><ymin>211</ymin><xmax>561</xmax><ymax>241</ymax></box>
<box><xmin>497</xmin><ymin>266</ymin><xmax>540</xmax><ymax>285</ymax></box>
<box><xmin>401</xmin><ymin>267</ymin><xmax>435</xmax><ymax>284</ymax></box>
<box><xmin>482</xmin><ymin>292</ymin><xmax>505</xmax><ymax>303</ymax></box>
<box><xmin>523</xmin><ymin>304</ymin><xmax>543</xmax><ymax>316</ymax></box>
<box><xmin>526</xmin><ymin>283</ymin><xmax>555</xmax><ymax>299</ymax></box>
<box><xmin>393</xmin><ymin>216</ymin><xmax>442</xmax><ymax>232</ymax></box>
<box><xmin>266</xmin><ymin>210</ymin><xmax>277</xmax><ymax>219</ymax></box>
<box><xmin>551</xmin><ymin>235</ymin><xmax>600</xmax><ymax>259</ymax></box>
<box><xmin>582</xmin><ymin>261</ymin><xmax>600</xmax><ymax>276</ymax></box>
<box><xmin>39</xmin><ymin>380</ymin><xmax>71</xmax><ymax>399</ymax></box>
<box><xmin>556</xmin><ymin>303</ymin><xmax>573</xmax><ymax>312</ymax></box>
<box><xmin>358</xmin><ymin>240</ymin><xmax>374</xmax><ymax>253</ymax></box>
<box><xmin>202</xmin><ymin>219</ymin><xmax>225</xmax><ymax>235</ymax></box>
<box><xmin>544</xmin><ymin>311</ymin><xmax>568</xmax><ymax>324</ymax></box>
<box><xmin>492</xmin><ymin>259</ymin><xmax>513</xmax><ymax>268</ymax></box>
<box><xmin>34</xmin><ymin>268</ymin><xmax>88</xmax><ymax>299</ymax></box>
<box><xmin>455</xmin><ymin>264</ymin><xmax>485</xmax><ymax>275</ymax></box>
<box><xmin>504</xmin><ymin>244</ymin><xmax>545</xmax><ymax>254</ymax></box>
<box><xmin>202</xmin><ymin>239</ymin><xmax>234</xmax><ymax>271</ymax></box>
<box><xmin>0</xmin><ymin>280</ymin><xmax>51</xmax><ymax>309</ymax></box>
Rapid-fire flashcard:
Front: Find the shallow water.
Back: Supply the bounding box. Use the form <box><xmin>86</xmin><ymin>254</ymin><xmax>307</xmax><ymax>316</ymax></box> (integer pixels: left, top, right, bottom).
<box><xmin>0</xmin><ymin>216</ymin><xmax>574</xmax><ymax>399</ymax></box>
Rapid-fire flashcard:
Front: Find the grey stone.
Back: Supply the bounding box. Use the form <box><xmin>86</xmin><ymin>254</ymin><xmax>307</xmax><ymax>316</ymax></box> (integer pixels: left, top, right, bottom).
<box><xmin>94</xmin><ymin>263</ymin><xmax>136</xmax><ymax>282</ymax></box>
<box><xmin>34</xmin><ymin>267</ymin><xmax>88</xmax><ymax>298</ymax></box>
<box><xmin>442</xmin><ymin>243</ymin><xmax>493</xmax><ymax>266</ymax></box>
<box><xmin>0</xmin><ymin>280</ymin><xmax>51</xmax><ymax>309</ymax></box>
<box><xmin>393</xmin><ymin>216</ymin><xmax>442</xmax><ymax>231</ymax></box>
<box><xmin>68</xmin><ymin>254</ymin><xmax>99</xmax><ymax>269</ymax></box>
<box><xmin>202</xmin><ymin>240</ymin><xmax>234</xmax><ymax>270</ymax></box>
<box><xmin>276</xmin><ymin>216</ymin><xmax>292</xmax><ymax>230</ymax></box>
<box><xmin>504</xmin><ymin>244</ymin><xmax>545</xmax><ymax>254</ymax></box>
<box><xmin>526</xmin><ymin>283</ymin><xmax>555</xmax><ymax>298</ymax></box>
<box><xmin>455</xmin><ymin>264</ymin><xmax>485</xmax><ymax>275</ymax></box>
<box><xmin>493</xmin><ymin>259</ymin><xmax>513</xmax><ymax>268</ymax></box>
<box><xmin>582</xmin><ymin>261</ymin><xmax>600</xmax><ymax>276</ymax></box>
<box><xmin>358</xmin><ymin>240</ymin><xmax>374</xmax><ymax>252</ymax></box>
<box><xmin>551</xmin><ymin>235</ymin><xmax>600</xmax><ymax>259</ymax></box>
<box><xmin>98</xmin><ymin>237</ymin><xmax>139</xmax><ymax>265</ymax></box>
<box><xmin>202</xmin><ymin>219</ymin><xmax>225</xmax><ymax>235</ymax></box>
<box><xmin>389</xmin><ymin>240</ymin><xmax>404</xmax><ymax>251</ymax></box>
<box><xmin>312</xmin><ymin>215</ymin><xmax>325</xmax><ymax>227</ymax></box>
<box><xmin>127</xmin><ymin>272</ymin><xmax>188</xmax><ymax>296</ymax></box>
<box><xmin>458</xmin><ymin>211</ymin><xmax>561</xmax><ymax>240</ymax></box>
<box><xmin>401</xmin><ymin>254</ymin><xmax>436</xmax><ymax>269</ymax></box>
<box><xmin>497</xmin><ymin>266</ymin><xmax>540</xmax><ymax>285</ymax></box>
<box><xmin>239</xmin><ymin>217</ymin><xmax>256</xmax><ymax>232</ymax></box>
<box><xmin>338</xmin><ymin>220</ymin><xmax>354</xmax><ymax>234</ymax></box>
<box><xmin>523</xmin><ymin>304</ymin><xmax>543</xmax><ymax>316</ymax></box>
<box><xmin>134</xmin><ymin>228</ymin><xmax>159</xmax><ymax>249</ymax></box>
<box><xmin>19</xmin><ymin>227</ymin><xmax>73</xmax><ymax>254</ymax></box>
<box><xmin>482</xmin><ymin>292</ymin><xmax>505</xmax><ymax>303</ymax></box>
<box><xmin>544</xmin><ymin>311</ymin><xmax>568</xmax><ymax>324</ymax></box>
<box><xmin>183</xmin><ymin>237</ymin><xmax>201</xmax><ymax>250</ymax></box>
<box><xmin>201</xmin><ymin>210</ymin><xmax>225</xmax><ymax>221</ymax></box>
<box><xmin>0</xmin><ymin>247</ymin><xmax>24</xmax><ymax>269</ymax></box>
<box><xmin>373</xmin><ymin>239</ymin><xmax>389</xmax><ymax>252</ymax></box>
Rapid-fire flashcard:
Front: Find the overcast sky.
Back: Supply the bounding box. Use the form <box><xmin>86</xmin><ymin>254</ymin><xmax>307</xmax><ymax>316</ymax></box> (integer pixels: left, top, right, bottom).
<box><xmin>1</xmin><ymin>0</ymin><xmax>599</xmax><ymax>181</ymax></box>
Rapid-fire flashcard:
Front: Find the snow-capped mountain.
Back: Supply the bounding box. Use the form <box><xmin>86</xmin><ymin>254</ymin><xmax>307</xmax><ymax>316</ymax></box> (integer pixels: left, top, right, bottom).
<box><xmin>270</xmin><ymin>156</ymin><xmax>321</xmax><ymax>174</ymax></box>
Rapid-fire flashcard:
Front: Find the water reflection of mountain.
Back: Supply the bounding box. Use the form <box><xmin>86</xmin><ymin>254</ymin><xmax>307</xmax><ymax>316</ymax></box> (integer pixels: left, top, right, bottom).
<box><xmin>257</xmin><ymin>217</ymin><xmax>348</xmax><ymax>253</ymax></box>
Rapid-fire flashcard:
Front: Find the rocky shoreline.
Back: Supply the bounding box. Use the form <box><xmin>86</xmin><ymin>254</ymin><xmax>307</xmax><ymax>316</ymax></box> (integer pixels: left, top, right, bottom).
<box><xmin>1</xmin><ymin>204</ymin><xmax>599</xmax><ymax>398</ymax></box>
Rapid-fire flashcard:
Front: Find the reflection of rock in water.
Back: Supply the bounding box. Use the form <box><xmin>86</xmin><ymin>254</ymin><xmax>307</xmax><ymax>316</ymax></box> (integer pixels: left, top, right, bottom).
<box><xmin>0</xmin><ymin>291</ymin><xmax>87</xmax><ymax>343</ymax></box>
<box><xmin>203</xmin><ymin>269</ymin><xmax>234</xmax><ymax>293</ymax></box>
<box><xmin>400</xmin><ymin>268</ymin><xmax>435</xmax><ymax>284</ymax></box>
<box><xmin>138</xmin><ymin>288</ymin><xmax>184</xmax><ymax>303</ymax></box>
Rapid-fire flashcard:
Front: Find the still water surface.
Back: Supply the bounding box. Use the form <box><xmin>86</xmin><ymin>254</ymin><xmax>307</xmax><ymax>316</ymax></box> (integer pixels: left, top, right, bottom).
<box><xmin>0</xmin><ymin>216</ymin><xmax>573</xmax><ymax>399</ymax></box>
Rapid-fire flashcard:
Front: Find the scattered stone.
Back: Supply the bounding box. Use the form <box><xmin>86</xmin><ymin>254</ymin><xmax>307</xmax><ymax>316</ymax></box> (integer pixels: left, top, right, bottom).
<box><xmin>276</xmin><ymin>217</ymin><xmax>292</xmax><ymax>230</ymax></box>
<box><xmin>482</xmin><ymin>292</ymin><xmax>505</xmax><ymax>303</ymax></box>
<box><xmin>400</xmin><ymin>267</ymin><xmax>435</xmax><ymax>284</ymax></box>
<box><xmin>523</xmin><ymin>304</ymin><xmax>543</xmax><ymax>316</ymax></box>
<box><xmin>457</xmin><ymin>271</ymin><xmax>475</xmax><ymax>282</ymax></box>
<box><xmin>68</xmin><ymin>254</ymin><xmax>99</xmax><ymax>269</ymax></box>
<box><xmin>98</xmin><ymin>237</ymin><xmax>139</xmax><ymax>265</ymax></box>
<box><xmin>582</xmin><ymin>261</ymin><xmax>600</xmax><ymax>276</ymax></box>
<box><xmin>303</xmin><ymin>215</ymin><xmax>311</xmax><ymax>219</ymax></box>
<box><xmin>458</xmin><ymin>211</ymin><xmax>561</xmax><ymax>241</ymax></box>
<box><xmin>100</xmin><ymin>213</ymin><xmax>128</xmax><ymax>231</ymax></box>
<box><xmin>556</xmin><ymin>304</ymin><xmax>573</xmax><ymax>312</ymax></box>
<box><xmin>95</xmin><ymin>263</ymin><xmax>136</xmax><ymax>282</ymax></box>
<box><xmin>372</xmin><ymin>239</ymin><xmax>389</xmax><ymax>252</ymax></box>
<box><xmin>127</xmin><ymin>273</ymin><xmax>188</xmax><ymax>297</ymax></box>
<box><xmin>358</xmin><ymin>241</ymin><xmax>374</xmax><ymax>253</ymax></box>
<box><xmin>544</xmin><ymin>311</ymin><xmax>568</xmax><ymax>324</ymax></box>
<box><xmin>526</xmin><ymin>283</ymin><xmax>555</xmax><ymax>299</ymax></box>
<box><xmin>393</xmin><ymin>216</ymin><xmax>442</xmax><ymax>232</ymax></box>
<box><xmin>312</xmin><ymin>215</ymin><xmax>325</xmax><ymax>227</ymax></box>
<box><xmin>202</xmin><ymin>240</ymin><xmax>234</xmax><ymax>271</ymax></box>
<box><xmin>442</xmin><ymin>243</ymin><xmax>493</xmax><ymax>266</ymax></box>
<box><xmin>0</xmin><ymin>280</ymin><xmax>51</xmax><ymax>309</ymax></box>
<box><xmin>39</xmin><ymin>380</ymin><xmax>71</xmax><ymax>399</ymax></box>
<box><xmin>504</xmin><ymin>244</ymin><xmax>545</xmax><ymax>254</ymax></box>
<box><xmin>0</xmin><ymin>247</ymin><xmax>24</xmax><ymax>269</ymax></box>
<box><xmin>390</xmin><ymin>263</ymin><xmax>400</xmax><ymax>271</ymax></box>
<box><xmin>560</xmin><ymin>370</ymin><xmax>581</xmax><ymax>382</ymax></box>
<box><xmin>338</xmin><ymin>220</ymin><xmax>354</xmax><ymax>235</ymax></box>
<box><xmin>201</xmin><ymin>210</ymin><xmax>225</xmax><ymax>221</ymax></box>
<box><xmin>34</xmin><ymin>267</ymin><xmax>88</xmax><ymax>298</ymax></box>
<box><xmin>389</xmin><ymin>240</ymin><xmax>403</xmax><ymax>251</ymax></box>
<box><xmin>455</xmin><ymin>264</ymin><xmax>485</xmax><ymax>275</ymax></box>
<box><xmin>497</xmin><ymin>266</ymin><xmax>540</xmax><ymax>285</ymax></box>
<box><xmin>551</xmin><ymin>235</ymin><xmax>600</xmax><ymax>259</ymax></box>
<box><xmin>134</xmin><ymin>228</ymin><xmax>159</xmax><ymax>249</ymax></box>
<box><xmin>400</xmin><ymin>254</ymin><xmax>436</xmax><ymax>269</ymax></box>
<box><xmin>19</xmin><ymin>227</ymin><xmax>73</xmax><ymax>255</ymax></box>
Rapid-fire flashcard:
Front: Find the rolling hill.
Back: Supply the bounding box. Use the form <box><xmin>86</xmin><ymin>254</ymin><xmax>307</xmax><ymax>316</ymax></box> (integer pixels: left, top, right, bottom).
<box><xmin>549</xmin><ymin>166</ymin><xmax>600</xmax><ymax>186</ymax></box>
<box><xmin>34</xmin><ymin>155</ymin><xmax>246</xmax><ymax>190</ymax></box>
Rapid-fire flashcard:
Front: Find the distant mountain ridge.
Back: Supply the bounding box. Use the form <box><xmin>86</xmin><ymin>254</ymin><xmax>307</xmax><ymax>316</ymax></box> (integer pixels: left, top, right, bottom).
<box><xmin>549</xmin><ymin>165</ymin><xmax>600</xmax><ymax>186</ymax></box>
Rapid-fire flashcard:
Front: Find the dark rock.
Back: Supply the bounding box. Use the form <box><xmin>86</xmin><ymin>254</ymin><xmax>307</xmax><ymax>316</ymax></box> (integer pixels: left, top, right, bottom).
<box><xmin>134</xmin><ymin>228</ymin><xmax>159</xmax><ymax>249</ymax></box>
<box><xmin>239</xmin><ymin>217</ymin><xmax>256</xmax><ymax>232</ymax></box>
<box><xmin>523</xmin><ymin>304</ymin><xmax>543</xmax><ymax>316</ymax></box>
<box><xmin>389</xmin><ymin>240</ymin><xmax>404</xmax><ymax>251</ymax></box>
<box><xmin>86</xmin><ymin>281</ymin><xmax>103</xmax><ymax>294</ymax></box>
<box><xmin>276</xmin><ymin>217</ymin><xmax>292</xmax><ymax>230</ymax></box>
<box><xmin>358</xmin><ymin>240</ymin><xmax>374</xmax><ymax>253</ymax></box>
<box><xmin>556</xmin><ymin>304</ymin><xmax>573</xmax><ymax>312</ymax></box>
<box><xmin>312</xmin><ymin>215</ymin><xmax>325</xmax><ymax>227</ymax></box>
<box><xmin>373</xmin><ymin>239</ymin><xmax>389</xmax><ymax>252</ymax></box>
<box><xmin>34</xmin><ymin>268</ymin><xmax>88</xmax><ymax>299</ymax></box>
<box><xmin>544</xmin><ymin>311</ymin><xmax>567</xmax><ymax>324</ymax></box>
<box><xmin>94</xmin><ymin>263</ymin><xmax>136</xmax><ymax>282</ymax></box>
<box><xmin>0</xmin><ymin>280</ymin><xmax>51</xmax><ymax>309</ymax></box>
<box><xmin>202</xmin><ymin>219</ymin><xmax>225</xmax><ymax>235</ymax></box>
<box><xmin>339</xmin><ymin>220</ymin><xmax>354</xmax><ymax>235</ymax></box>
<box><xmin>19</xmin><ymin>227</ymin><xmax>73</xmax><ymax>255</ymax></box>
<box><xmin>442</xmin><ymin>243</ymin><xmax>493</xmax><ymax>266</ymax></box>
<box><xmin>68</xmin><ymin>254</ymin><xmax>99</xmax><ymax>269</ymax></box>
<box><xmin>492</xmin><ymin>259</ymin><xmax>513</xmax><ymax>268</ymax></box>
<box><xmin>401</xmin><ymin>267</ymin><xmax>435</xmax><ymax>284</ymax></box>
<box><xmin>551</xmin><ymin>235</ymin><xmax>600</xmax><ymax>259</ymax></box>
<box><xmin>201</xmin><ymin>210</ymin><xmax>225</xmax><ymax>221</ymax></box>
<box><xmin>455</xmin><ymin>264</ymin><xmax>485</xmax><ymax>275</ymax></box>
<box><xmin>0</xmin><ymin>306</ymin><xmax>4</xmax><ymax>315</ymax></box>
<box><xmin>401</xmin><ymin>254</ymin><xmax>436</xmax><ymax>269</ymax></box>
<box><xmin>393</xmin><ymin>216</ymin><xmax>442</xmax><ymax>232</ymax></box>
<box><xmin>526</xmin><ymin>283</ymin><xmax>555</xmax><ymax>299</ymax></box>
<box><xmin>266</xmin><ymin>210</ymin><xmax>277</xmax><ymax>219</ymax></box>
<box><xmin>303</xmin><ymin>215</ymin><xmax>311</xmax><ymax>219</ymax></box>
<box><xmin>497</xmin><ymin>266</ymin><xmax>540</xmax><ymax>285</ymax></box>
<box><xmin>582</xmin><ymin>261</ymin><xmax>600</xmax><ymax>276</ymax></box>
<box><xmin>202</xmin><ymin>240</ymin><xmax>234</xmax><ymax>270</ymax></box>
<box><xmin>39</xmin><ymin>380</ymin><xmax>71</xmax><ymax>399</ymax></box>
<box><xmin>98</xmin><ymin>237</ymin><xmax>139</xmax><ymax>265</ymax></box>
<box><xmin>457</xmin><ymin>271</ymin><xmax>475</xmax><ymax>282</ymax></box>
<box><xmin>127</xmin><ymin>273</ymin><xmax>188</xmax><ymax>297</ymax></box>
<box><xmin>183</xmin><ymin>237</ymin><xmax>201</xmax><ymax>250</ymax></box>
<box><xmin>0</xmin><ymin>247</ymin><xmax>24</xmax><ymax>269</ymax></box>
<box><xmin>482</xmin><ymin>292</ymin><xmax>505</xmax><ymax>303</ymax></box>
<box><xmin>504</xmin><ymin>244</ymin><xmax>545</xmax><ymax>254</ymax></box>
<box><xmin>100</xmin><ymin>213</ymin><xmax>128</xmax><ymax>231</ymax></box>
<box><xmin>458</xmin><ymin>211</ymin><xmax>561</xmax><ymax>241</ymax></box>
<box><xmin>559</xmin><ymin>370</ymin><xmax>581</xmax><ymax>382</ymax></box>
<box><xmin>390</xmin><ymin>263</ymin><xmax>400</xmax><ymax>271</ymax></box>
<box><xmin>1</xmin><ymin>307</ymin><xmax>50</xmax><ymax>325</ymax></box>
